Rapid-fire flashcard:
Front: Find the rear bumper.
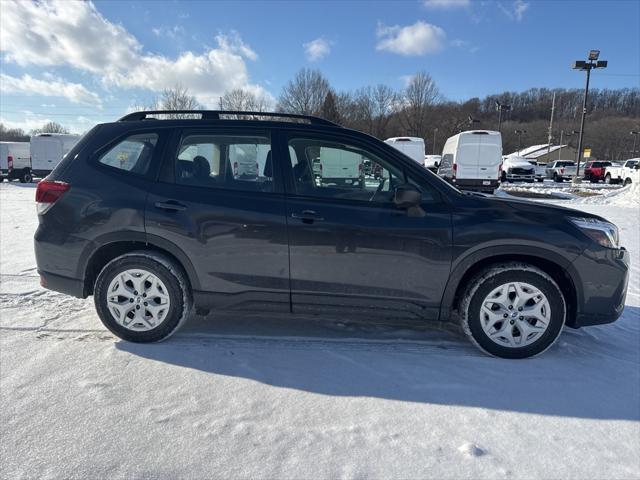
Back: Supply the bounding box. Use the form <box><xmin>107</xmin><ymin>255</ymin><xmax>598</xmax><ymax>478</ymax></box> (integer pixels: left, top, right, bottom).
<box><xmin>453</xmin><ymin>179</ymin><xmax>499</xmax><ymax>191</ymax></box>
<box><xmin>38</xmin><ymin>270</ymin><xmax>85</xmax><ymax>298</ymax></box>
<box><xmin>569</xmin><ymin>246</ymin><xmax>629</xmax><ymax>328</ymax></box>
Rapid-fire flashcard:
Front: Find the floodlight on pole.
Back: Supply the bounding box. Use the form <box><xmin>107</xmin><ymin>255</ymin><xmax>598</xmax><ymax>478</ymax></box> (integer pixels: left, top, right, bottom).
<box><xmin>495</xmin><ymin>100</ymin><xmax>511</xmax><ymax>132</ymax></box>
<box><xmin>571</xmin><ymin>49</ymin><xmax>608</xmax><ymax>183</ymax></box>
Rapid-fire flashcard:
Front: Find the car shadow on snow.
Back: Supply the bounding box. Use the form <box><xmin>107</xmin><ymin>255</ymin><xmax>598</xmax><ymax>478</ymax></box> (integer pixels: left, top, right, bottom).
<box><xmin>117</xmin><ymin>306</ymin><xmax>640</xmax><ymax>421</ymax></box>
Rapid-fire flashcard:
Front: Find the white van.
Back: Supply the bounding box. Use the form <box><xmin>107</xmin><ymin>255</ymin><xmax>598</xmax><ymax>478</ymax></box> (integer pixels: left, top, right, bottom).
<box><xmin>384</xmin><ymin>137</ymin><xmax>425</xmax><ymax>165</ymax></box>
<box><xmin>30</xmin><ymin>133</ymin><xmax>81</xmax><ymax>177</ymax></box>
<box><xmin>0</xmin><ymin>141</ymin><xmax>31</xmax><ymax>182</ymax></box>
<box><xmin>319</xmin><ymin>146</ymin><xmax>363</xmax><ymax>187</ymax></box>
<box><xmin>437</xmin><ymin>130</ymin><xmax>502</xmax><ymax>193</ymax></box>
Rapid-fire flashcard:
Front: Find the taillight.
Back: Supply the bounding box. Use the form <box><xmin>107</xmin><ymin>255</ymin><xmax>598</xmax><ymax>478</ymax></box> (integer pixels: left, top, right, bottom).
<box><xmin>255</xmin><ymin>162</ymin><xmax>259</xmax><ymax>175</ymax></box>
<box><xmin>233</xmin><ymin>161</ymin><xmax>238</xmax><ymax>177</ymax></box>
<box><xmin>452</xmin><ymin>163</ymin><xmax>457</xmax><ymax>179</ymax></box>
<box><xmin>35</xmin><ymin>179</ymin><xmax>70</xmax><ymax>215</ymax></box>
<box><xmin>7</xmin><ymin>155</ymin><xmax>13</xmax><ymax>171</ymax></box>
<box><xmin>560</xmin><ymin>168</ymin><xmax>565</xmax><ymax>174</ymax></box>
<box><xmin>358</xmin><ymin>163</ymin><xmax>363</xmax><ymax>176</ymax></box>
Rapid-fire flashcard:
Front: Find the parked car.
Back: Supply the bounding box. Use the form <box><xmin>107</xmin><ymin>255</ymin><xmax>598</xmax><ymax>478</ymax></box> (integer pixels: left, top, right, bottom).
<box><xmin>545</xmin><ymin>160</ymin><xmax>577</xmax><ymax>182</ymax></box>
<box><xmin>531</xmin><ymin>161</ymin><xmax>547</xmax><ymax>182</ymax></box>
<box><xmin>0</xmin><ymin>141</ymin><xmax>31</xmax><ymax>182</ymax></box>
<box><xmin>583</xmin><ymin>161</ymin><xmax>614</xmax><ymax>183</ymax></box>
<box><xmin>438</xmin><ymin>130</ymin><xmax>502</xmax><ymax>194</ymax></box>
<box><xmin>604</xmin><ymin>159</ymin><xmax>639</xmax><ymax>184</ymax></box>
<box><xmin>384</xmin><ymin>137</ymin><xmax>425</xmax><ymax>166</ymax></box>
<box><xmin>501</xmin><ymin>156</ymin><xmax>535</xmax><ymax>183</ymax></box>
<box><xmin>423</xmin><ymin>155</ymin><xmax>441</xmax><ymax>172</ymax></box>
<box><xmin>30</xmin><ymin>133</ymin><xmax>81</xmax><ymax>178</ymax></box>
<box><xmin>34</xmin><ymin>110</ymin><xmax>629</xmax><ymax>359</ymax></box>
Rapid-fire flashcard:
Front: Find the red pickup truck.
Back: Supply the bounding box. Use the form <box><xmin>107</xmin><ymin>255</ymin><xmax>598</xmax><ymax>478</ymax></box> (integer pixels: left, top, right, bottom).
<box><xmin>583</xmin><ymin>161</ymin><xmax>613</xmax><ymax>183</ymax></box>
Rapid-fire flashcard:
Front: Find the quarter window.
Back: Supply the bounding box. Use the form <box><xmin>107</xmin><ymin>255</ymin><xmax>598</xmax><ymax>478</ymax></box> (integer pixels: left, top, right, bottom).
<box><xmin>175</xmin><ymin>134</ymin><xmax>272</xmax><ymax>193</ymax></box>
<box><xmin>98</xmin><ymin>133</ymin><xmax>158</xmax><ymax>174</ymax></box>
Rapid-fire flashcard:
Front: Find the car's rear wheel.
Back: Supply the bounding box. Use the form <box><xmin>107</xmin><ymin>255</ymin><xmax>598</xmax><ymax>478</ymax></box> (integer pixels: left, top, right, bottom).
<box><xmin>459</xmin><ymin>263</ymin><xmax>565</xmax><ymax>358</ymax></box>
<box><xmin>94</xmin><ymin>251</ymin><xmax>192</xmax><ymax>342</ymax></box>
<box><xmin>624</xmin><ymin>177</ymin><xmax>632</xmax><ymax>186</ymax></box>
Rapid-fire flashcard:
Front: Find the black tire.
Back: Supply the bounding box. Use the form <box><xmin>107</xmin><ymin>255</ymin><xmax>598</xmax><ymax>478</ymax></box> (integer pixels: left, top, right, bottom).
<box><xmin>604</xmin><ymin>174</ymin><xmax>612</xmax><ymax>184</ymax></box>
<box><xmin>501</xmin><ymin>171</ymin><xmax>507</xmax><ymax>182</ymax></box>
<box><xmin>459</xmin><ymin>263</ymin><xmax>566</xmax><ymax>359</ymax></box>
<box><xmin>20</xmin><ymin>170</ymin><xmax>33</xmax><ymax>183</ymax></box>
<box><xmin>94</xmin><ymin>251</ymin><xmax>193</xmax><ymax>342</ymax></box>
<box><xmin>553</xmin><ymin>173</ymin><xmax>561</xmax><ymax>183</ymax></box>
<box><xmin>624</xmin><ymin>178</ymin><xmax>632</xmax><ymax>186</ymax></box>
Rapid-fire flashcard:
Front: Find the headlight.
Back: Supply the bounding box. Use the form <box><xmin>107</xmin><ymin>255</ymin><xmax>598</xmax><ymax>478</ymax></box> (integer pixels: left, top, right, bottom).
<box><xmin>570</xmin><ymin>217</ymin><xmax>619</xmax><ymax>249</ymax></box>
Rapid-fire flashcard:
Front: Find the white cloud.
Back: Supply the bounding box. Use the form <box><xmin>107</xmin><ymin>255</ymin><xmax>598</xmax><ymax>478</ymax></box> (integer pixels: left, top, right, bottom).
<box><xmin>0</xmin><ymin>0</ymin><xmax>267</xmax><ymax>108</ymax></box>
<box><xmin>376</xmin><ymin>21</ymin><xmax>446</xmax><ymax>56</ymax></box>
<box><xmin>424</xmin><ymin>0</ymin><xmax>470</xmax><ymax>9</ymax></box>
<box><xmin>152</xmin><ymin>25</ymin><xmax>185</xmax><ymax>40</ymax></box>
<box><xmin>0</xmin><ymin>73</ymin><xmax>102</xmax><ymax>106</ymax></box>
<box><xmin>450</xmin><ymin>39</ymin><xmax>479</xmax><ymax>53</ymax></box>
<box><xmin>498</xmin><ymin>0</ymin><xmax>530</xmax><ymax>22</ymax></box>
<box><xmin>303</xmin><ymin>38</ymin><xmax>332</xmax><ymax>62</ymax></box>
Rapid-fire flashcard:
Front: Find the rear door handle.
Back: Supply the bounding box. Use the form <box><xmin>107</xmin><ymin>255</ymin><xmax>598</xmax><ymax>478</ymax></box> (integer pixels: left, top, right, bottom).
<box><xmin>154</xmin><ymin>201</ymin><xmax>187</xmax><ymax>212</ymax></box>
<box><xmin>291</xmin><ymin>210</ymin><xmax>324</xmax><ymax>223</ymax></box>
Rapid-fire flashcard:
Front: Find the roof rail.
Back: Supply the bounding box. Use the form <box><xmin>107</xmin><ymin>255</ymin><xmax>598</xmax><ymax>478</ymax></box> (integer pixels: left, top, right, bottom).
<box><xmin>118</xmin><ymin>110</ymin><xmax>339</xmax><ymax>126</ymax></box>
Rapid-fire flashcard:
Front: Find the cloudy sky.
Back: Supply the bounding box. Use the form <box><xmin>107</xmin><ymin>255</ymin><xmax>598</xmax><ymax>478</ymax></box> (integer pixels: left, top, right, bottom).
<box><xmin>1</xmin><ymin>0</ymin><xmax>638</xmax><ymax>133</ymax></box>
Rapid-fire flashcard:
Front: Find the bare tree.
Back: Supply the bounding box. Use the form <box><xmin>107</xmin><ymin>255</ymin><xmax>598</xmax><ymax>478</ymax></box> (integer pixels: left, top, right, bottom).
<box><xmin>144</xmin><ymin>84</ymin><xmax>201</xmax><ymax>118</ymax></box>
<box><xmin>277</xmin><ymin>68</ymin><xmax>330</xmax><ymax>115</ymax></box>
<box><xmin>31</xmin><ymin>122</ymin><xmax>69</xmax><ymax>135</ymax></box>
<box><xmin>219</xmin><ymin>88</ymin><xmax>269</xmax><ymax>112</ymax></box>
<box><xmin>401</xmin><ymin>72</ymin><xmax>441</xmax><ymax>138</ymax></box>
<box><xmin>0</xmin><ymin>123</ymin><xmax>30</xmax><ymax>141</ymax></box>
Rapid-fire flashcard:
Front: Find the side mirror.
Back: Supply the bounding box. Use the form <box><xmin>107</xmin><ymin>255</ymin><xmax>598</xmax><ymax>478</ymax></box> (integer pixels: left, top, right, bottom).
<box><xmin>394</xmin><ymin>185</ymin><xmax>421</xmax><ymax>208</ymax></box>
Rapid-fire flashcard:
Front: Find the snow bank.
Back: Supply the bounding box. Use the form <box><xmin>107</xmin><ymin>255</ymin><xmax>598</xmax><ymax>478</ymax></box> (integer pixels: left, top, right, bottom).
<box><xmin>576</xmin><ymin>182</ymin><xmax>640</xmax><ymax>206</ymax></box>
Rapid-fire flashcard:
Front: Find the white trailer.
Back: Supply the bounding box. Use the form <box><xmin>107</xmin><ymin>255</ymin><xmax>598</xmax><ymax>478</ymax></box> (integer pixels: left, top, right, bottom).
<box><xmin>437</xmin><ymin>130</ymin><xmax>502</xmax><ymax>193</ymax></box>
<box><xmin>384</xmin><ymin>137</ymin><xmax>426</xmax><ymax>165</ymax></box>
<box><xmin>30</xmin><ymin>133</ymin><xmax>81</xmax><ymax>177</ymax></box>
<box><xmin>0</xmin><ymin>142</ymin><xmax>31</xmax><ymax>182</ymax></box>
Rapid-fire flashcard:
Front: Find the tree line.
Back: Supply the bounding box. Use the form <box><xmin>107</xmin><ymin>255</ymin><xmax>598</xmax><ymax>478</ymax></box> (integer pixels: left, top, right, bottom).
<box><xmin>2</xmin><ymin>70</ymin><xmax>638</xmax><ymax>160</ymax></box>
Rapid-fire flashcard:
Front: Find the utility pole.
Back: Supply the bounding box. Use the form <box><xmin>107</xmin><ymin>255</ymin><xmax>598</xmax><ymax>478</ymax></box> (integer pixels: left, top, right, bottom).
<box><xmin>546</xmin><ymin>92</ymin><xmax>556</xmax><ymax>161</ymax></box>
<box><xmin>631</xmin><ymin>131</ymin><xmax>639</xmax><ymax>156</ymax></box>
<box><xmin>515</xmin><ymin>130</ymin><xmax>527</xmax><ymax>155</ymax></box>
<box><xmin>432</xmin><ymin>128</ymin><xmax>438</xmax><ymax>155</ymax></box>
<box><xmin>572</xmin><ymin>50</ymin><xmax>608</xmax><ymax>183</ymax></box>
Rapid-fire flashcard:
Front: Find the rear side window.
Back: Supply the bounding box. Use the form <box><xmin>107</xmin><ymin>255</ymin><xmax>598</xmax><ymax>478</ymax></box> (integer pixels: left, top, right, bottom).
<box><xmin>98</xmin><ymin>133</ymin><xmax>158</xmax><ymax>175</ymax></box>
<box><xmin>175</xmin><ymin>134</ymin><xmax>272</xmax><ymax>193</ymax></box>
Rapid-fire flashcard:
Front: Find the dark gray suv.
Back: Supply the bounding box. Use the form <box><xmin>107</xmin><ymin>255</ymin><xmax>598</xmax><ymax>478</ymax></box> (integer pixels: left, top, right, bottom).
<box><xmin>34</xmin><ymin>110</ymin><xmax>629</xmax><ymax>358</ymax></box>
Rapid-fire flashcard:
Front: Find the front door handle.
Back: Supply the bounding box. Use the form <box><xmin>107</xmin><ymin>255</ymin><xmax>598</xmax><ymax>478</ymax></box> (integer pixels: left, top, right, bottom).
<box><xmin>291</xmin><ymin>210</ymin><xmax>324</xmax><ymax>224</ymax></box>
<box><xmin>154</xmin><ymin>200</ymin><xmax>187</xmax><ymax>212</ymax></box>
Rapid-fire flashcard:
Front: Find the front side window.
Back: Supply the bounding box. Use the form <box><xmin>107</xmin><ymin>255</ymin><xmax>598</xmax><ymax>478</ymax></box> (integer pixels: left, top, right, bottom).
<box><xmin>175</xmin><ymin>134</ymin><xmax>272</xmax><ymax>192</ymax></box>
<box><xmin>98</xmin><ymin>133</ymin><xmax>158</xmax><ymax>175</ymax></box>
<box><xmin>287</xmin><ymin>137</ymin><xmax>435</xmax><ymax>203</ymax></box>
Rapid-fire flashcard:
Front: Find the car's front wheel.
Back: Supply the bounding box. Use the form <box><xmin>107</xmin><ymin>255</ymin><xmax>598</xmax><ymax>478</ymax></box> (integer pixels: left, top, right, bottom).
<box><xmin>94</xmin><ymin>251</ymin><xmax>192</xmax><ymax>342</ymax></box>
<box><xmin>460</xmin><ymin>263</ymin><xmax>565</xmax><ymax>358</ymax></box>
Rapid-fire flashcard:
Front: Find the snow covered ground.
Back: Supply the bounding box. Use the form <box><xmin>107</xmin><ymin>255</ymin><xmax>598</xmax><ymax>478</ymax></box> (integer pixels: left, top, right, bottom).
<box><xmin>1</xmin><ymin>181</ymin><xmax>639</xmax><ymax>479</ymax></box>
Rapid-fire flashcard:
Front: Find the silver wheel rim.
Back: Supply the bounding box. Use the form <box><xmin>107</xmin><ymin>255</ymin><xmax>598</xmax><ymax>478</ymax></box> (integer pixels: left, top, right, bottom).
<box><xmin>106</xmin><ymin>269</ymin><xmax>171</xmax><ymax>331</ymax></box>
<box><xmin>480</xmin><ymin>281</ymin><xmax>551</xmax><ymax>348</ymax></box>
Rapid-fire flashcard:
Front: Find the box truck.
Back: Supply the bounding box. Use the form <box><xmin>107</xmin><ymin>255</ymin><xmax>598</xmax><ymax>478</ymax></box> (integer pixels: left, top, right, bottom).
<box><xmin>30</xmin><ymin>133</ymin><xmax>81</xmax><ymax>177</ymax></box>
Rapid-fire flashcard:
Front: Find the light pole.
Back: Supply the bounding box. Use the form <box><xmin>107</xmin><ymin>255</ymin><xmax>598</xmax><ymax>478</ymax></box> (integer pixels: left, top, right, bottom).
<box><xmin>432</xmin><ymin>128</ymin><xmax>438</xmax><ymax>155</ymax></box>
<box><xmin>572</xmin><ymin>49</ymin><xmax>608</xmax><ymax>183</ymax></box>
<box><xmin>495</xmin><ymin>100</ymin><xmax>511</xmax><ymax>132</ymax></box>
<box><xmin>515</xmin><ymin>129</ymin><xmax>527</xmax><ymax>155</ymax></box>
<box><xmin>631</xmin><ymin>131</ymin><xmax>639</xmax><ymax>156</ymax></box>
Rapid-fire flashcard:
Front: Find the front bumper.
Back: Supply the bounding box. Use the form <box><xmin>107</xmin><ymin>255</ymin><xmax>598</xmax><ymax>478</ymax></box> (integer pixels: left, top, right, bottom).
<box><xmin>506</xmin><ymin>174</ymin><xmax>535</xmax><ymax>182</ymax></box>
<box><xmin>569</xmin><ymin>246</ymin><xmax>630</xmax><ymax>327</ymax></box>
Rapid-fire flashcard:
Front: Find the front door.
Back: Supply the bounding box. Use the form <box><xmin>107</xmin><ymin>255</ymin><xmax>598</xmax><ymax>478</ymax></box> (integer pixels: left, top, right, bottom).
<box><xmin>145</xmin><ymin>128</ymin><xmax>290</xmax><ymax>312</ymax></box>
<box><xmin>281</xmin><ymin>132</ymin><xmax>452</xmax><ymax>320</ymax></box>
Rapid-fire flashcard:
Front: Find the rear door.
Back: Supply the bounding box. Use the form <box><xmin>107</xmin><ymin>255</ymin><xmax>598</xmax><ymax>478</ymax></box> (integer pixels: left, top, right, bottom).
<box><xmin>145</xmin><ymin>127</ymin><xmax>290</xmax><ymax>312</ymax></box>
<box><xmin>455</xmin><ymin>134</ymin><xmax>480</xmax><ymax>180</ymax></box>
<box><xmin>478</xmin><ymin>134</ymin><xmax>502</xmax><ymax>180</ymax></box>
